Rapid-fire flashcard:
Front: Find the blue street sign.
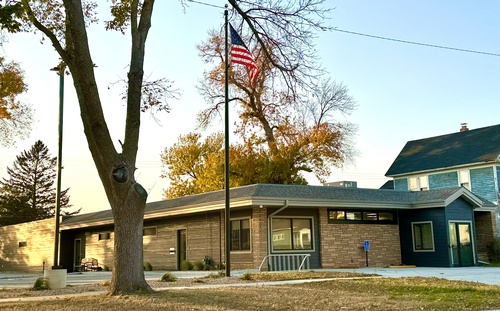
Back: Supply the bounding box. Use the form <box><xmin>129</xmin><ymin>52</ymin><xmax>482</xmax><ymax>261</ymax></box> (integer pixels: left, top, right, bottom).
<box><xmin>364</xmin><ymin>240</ymin><xmax>370</xmax><ymax>251</ymax></box>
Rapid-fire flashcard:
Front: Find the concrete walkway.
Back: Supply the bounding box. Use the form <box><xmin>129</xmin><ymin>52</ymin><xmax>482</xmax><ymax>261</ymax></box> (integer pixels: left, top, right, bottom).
<box><xmin>327</xmin><ymin>267</ymin><xmax>500</xmax><ymax>286</ymax></box>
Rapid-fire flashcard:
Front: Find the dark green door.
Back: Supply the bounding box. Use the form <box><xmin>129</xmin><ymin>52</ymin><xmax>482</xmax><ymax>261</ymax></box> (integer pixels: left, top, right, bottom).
<box><xmin>449</xmin><ymin>222</ymin><xmax>474</xmax><ymax>266</ymax></box>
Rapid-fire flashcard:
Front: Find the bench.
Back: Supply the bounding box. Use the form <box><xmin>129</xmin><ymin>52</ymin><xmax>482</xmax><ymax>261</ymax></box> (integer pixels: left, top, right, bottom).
<box><xmin>81</xmin><ymin>257</ymin><xmax>99</xmax><ymax>271</ymax></box>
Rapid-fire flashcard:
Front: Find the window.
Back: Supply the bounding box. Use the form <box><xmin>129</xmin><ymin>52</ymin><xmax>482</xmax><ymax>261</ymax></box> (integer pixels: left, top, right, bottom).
<box><xmin>230</xmin><ymin>219</ymin><xmax>250</xmax><ymax>251</ymax></box>
<box><xmin>328</xmin><ymin>210</ymin><xmax>397</xmax><ymax>224</ymax></box>
<box><xmin>459</xmin><ymin>170</ymin><xmax>470</xmax><ymax>190</ymax></box>
<box><xmin>98</xmin><ymin>232</ymin><xmax>111</xmax><ymax>241</ymax></box>
<box><xmin>329</xmin><ymin>210</ymin><xmax>345</xmax><ymax>220</ymax></box>
<box><xmin>408</xmin><ymin>177</ymin><xmax>418</xmax><ymax>191</ymax></box>
<box><xmin>412</xmin><ymin>221</ymin><xmax>434</xmax><ymax>251</ymax></box>
<box><xmin>271</xmin><ymin>218</ymin><xmax>313</xmax><ymax>251</ymax></box>
<box><xmin>409</xmin><ymin>176</ymin><xmax>429</xmax><ymax>191</ymax></box>
<box><xmin>346</xmin><ymin>211</ymin><xmax>362</xmax><ymax>220</ymax></box>
<box><xmin>419</xmin><ymin>176</ymin><xmax>429</xmax><ymax>191</ymax></box>
<box><xmin>18</xmin><ymin>241</ymin><xmax>27</xmax><ymax>248</ymax></box>
<box><xmin>143</xmin><ymin>227</ymin><xmax>157</xmax><ymax>236</ymax></box>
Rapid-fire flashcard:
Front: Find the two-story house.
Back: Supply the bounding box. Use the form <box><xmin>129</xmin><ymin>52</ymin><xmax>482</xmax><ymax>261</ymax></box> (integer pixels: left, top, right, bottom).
<box><xmin>385</xmin><ymin>123</ymin><xmax>500</xmax><ymax>260</ymax></box>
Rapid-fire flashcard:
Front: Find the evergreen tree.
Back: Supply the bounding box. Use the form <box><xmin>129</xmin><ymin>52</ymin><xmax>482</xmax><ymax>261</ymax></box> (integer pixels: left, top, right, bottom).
<box><xmin>0</xmin><ymin>140</ymin><xmax>77</xmax><ymax>226</ymax></box>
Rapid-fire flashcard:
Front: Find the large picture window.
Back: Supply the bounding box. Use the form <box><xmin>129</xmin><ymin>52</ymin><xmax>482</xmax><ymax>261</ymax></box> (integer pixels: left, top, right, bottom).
<box><xmin>412</xmin><ymin>221</ymin><xmax>434</xmax><ymax>251</ymax></box>
<box><xmin>272</xmin><ymin>218</ymin><xmax>313</xmax><ymax>251</ymax></box>
<box><xmin>230</xmin><ymin>219</ymin><xmax>251</xmax><ymax>251</ymax></box>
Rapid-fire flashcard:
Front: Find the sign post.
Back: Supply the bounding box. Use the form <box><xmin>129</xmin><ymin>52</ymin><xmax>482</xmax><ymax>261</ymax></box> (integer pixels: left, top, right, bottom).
<box><xmin>363</xmin><ymin>240</ymin><xmax>370</xmax><ymax>267</ymax></box>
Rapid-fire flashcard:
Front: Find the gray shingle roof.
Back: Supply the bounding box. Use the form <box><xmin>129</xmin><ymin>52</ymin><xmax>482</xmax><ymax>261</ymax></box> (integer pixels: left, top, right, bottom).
<box><xmin>61</xmin><ymin>184</ymin><xmax>491</xmax><ymax>227</ymax></box>
<box><xmin>386</xmin><ymin>124</ymin><xmax>500</xmax><ymax>176</ymax></box>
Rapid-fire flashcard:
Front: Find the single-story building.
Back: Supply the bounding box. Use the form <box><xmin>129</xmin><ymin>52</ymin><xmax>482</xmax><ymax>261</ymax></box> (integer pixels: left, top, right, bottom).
<box><xmin>0</xmin><ymin>184</ymin><xmax>497</xmax><ymax>272</ymax></box>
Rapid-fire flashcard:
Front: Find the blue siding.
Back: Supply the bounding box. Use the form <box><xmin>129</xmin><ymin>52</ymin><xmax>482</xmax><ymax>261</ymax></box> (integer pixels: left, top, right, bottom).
<box><xmin>394</xmin><ymin>178</ymin><xmax>408</xmax><ymax>191</ymax></box>
<box><xmin>470</xmin><ymin>167</ymin><xmax>497</xmax><ymax>203</ymax></box>
<box><xmin>445</xmin><ymin>198</ymin><xmax>475</xmax><ymax>221</ymax></box>
<box><xmin>497</xmin><ymin>166</ymin><xmax>500</xmax><ymax>193</ymax></box>
<box><xmin>429</xmin><ymin>172</ymin><xmax>458</xmax><ymax>190</ymax></box>
<box><xmin>399</xmin><ymin>208</ymin><xmax>450</xmax><ymax>267</ymax></box>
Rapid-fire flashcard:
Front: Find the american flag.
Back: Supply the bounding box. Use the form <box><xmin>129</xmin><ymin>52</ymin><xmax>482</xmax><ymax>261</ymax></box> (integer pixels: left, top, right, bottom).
<box><xmin>229</xmin><ymin>24</ymin><xmax>259</xmax><ymax>86</ymax></box>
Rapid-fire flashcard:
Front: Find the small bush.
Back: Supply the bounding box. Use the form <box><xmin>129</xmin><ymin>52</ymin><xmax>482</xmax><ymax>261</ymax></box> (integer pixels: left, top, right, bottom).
<box><xmin>101</xmin><ymin>265</ymin><xmax>110</xmax><ymax>271</ymax></box>
<box><xmin>203</xmin><ymin>264</ymin><xmax>213</xmax><ymax>271</ymax></box>
<box><xmin>193</xmin><ymin>261</ymin><xmax>204</xmax><ymax>271</ymax></box>
<box><xmin>216</xmin><ymin>262</ymin><xmax>225</xmax><ymax>270</ymax></box>
<box><xmin>33</xmin><ymin>277</ymin><xmax>49</xmax><ymax>290</ymax></box>
<box><xmin>487</xmin><ymin>238</ymin><xmax>500</xmax><ymax>263</ymax></box>
<box><xmin>240</xmin><ymin>272</ymin><xmax>253</xmax><ymax>280</ymax></box>
<box><xmin>180</xmin><ymin>260</ymin><xmax>193</xmax><ymax>271</ymax></box>
<box><xmin>160</xmin><ymin>272</ymin><xmax>177</xmax><ymax>282</ymax></box>
<box><xmin>143</xmin><ymin>262</ymin><xmax>153</xmax><ymax>271</ymax></box>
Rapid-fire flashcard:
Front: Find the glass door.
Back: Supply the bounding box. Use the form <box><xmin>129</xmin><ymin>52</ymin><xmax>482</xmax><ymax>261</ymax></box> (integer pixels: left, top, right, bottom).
<box><xmin>449</xmin><ymin>222</ymin><xmax>474</xmax><ymax>266</ymax></box>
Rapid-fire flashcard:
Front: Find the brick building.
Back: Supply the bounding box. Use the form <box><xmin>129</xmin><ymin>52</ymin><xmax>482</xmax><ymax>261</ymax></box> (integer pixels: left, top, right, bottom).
<box><xmin>1</xmin><ymin>184</ymin><xmax>496</xmax><ymax>272</ymax></box>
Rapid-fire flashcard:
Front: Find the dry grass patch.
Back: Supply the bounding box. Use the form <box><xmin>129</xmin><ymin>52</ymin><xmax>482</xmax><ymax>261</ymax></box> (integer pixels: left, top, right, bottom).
<box><xmin>2</xmin><ymin>273</ymin><xmax>500</xmax><ymax>310</ymax></box>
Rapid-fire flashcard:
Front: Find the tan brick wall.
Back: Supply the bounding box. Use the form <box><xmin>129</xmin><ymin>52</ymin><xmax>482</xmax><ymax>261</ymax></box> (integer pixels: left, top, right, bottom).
<box><xmin>319</xmin><ymin>208</ymin><xmax>401</xmax><ymax>268</ymax></box>
<box><xmin>475</xmin><ymin>211</ymin><xmax>498</xmax><ymax>261</ymax></box>
<box><xmin>0</xmin><ymin>218</ymin><xmax>56</xmax><ymax>272</ymax></box>
<box><xmin>82</xmin><ymin>212</ymin><xmax>225</xmax><ymax>271</ymax></box>
<box><xmin>251</xmin><ymin>206</ymin><xmax>268</xmax><ymax>269</ymax></box>
<box><xmin>84</xmin><ymin>230</ymin><xmax>114</xmax><ymax>269</ymax></box>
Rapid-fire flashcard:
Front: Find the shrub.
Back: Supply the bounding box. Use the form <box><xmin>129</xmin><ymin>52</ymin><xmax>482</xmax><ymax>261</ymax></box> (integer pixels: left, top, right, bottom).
<box><xmin>487</xmin><ymin>238</ymin><xmax>500</xmax><ymax>263</ymax></box>
<box><xmin>33</xmin><ymin>277</ymin><xmax>49</xmax><ymax>290</ymax></box>
<box><xmin>160</xmin><ymin>272</ymin><xmax>177</xmax><ymax>282</ymax></box>
<box><xmin>193</xmin><ymin>261</ymin><xmax>204</xmax><ymax>271</ymax></box>
<box><xmin>240</xmin><ymin>272</ymin><xmax>253</xmax><ymax>280</ymax></box>
<box><xmin>101</xmin><ymin>265</ymin><xmax>110</xmax><ymax>271</ymax></box>
<box><xmin>143</xmin><ymin>262</ymin><xmax>153</xmax><ymax>271</ymax></box>
<box><xmin>180</xmin><ymin>260</ymin><xmax>193</xmax><ymax>271</ymax></box>
<box><xmin>203</xmin><ymin>264</ymin><xmax>213</xmax><ymax>271</ymax></box>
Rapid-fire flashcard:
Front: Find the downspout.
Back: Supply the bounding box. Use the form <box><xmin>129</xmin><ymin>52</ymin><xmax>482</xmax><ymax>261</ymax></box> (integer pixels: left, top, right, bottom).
<box><xmin>267</xmin><ymin>200</ymin><xmax>289</xmax><ymax>256</ymax></box>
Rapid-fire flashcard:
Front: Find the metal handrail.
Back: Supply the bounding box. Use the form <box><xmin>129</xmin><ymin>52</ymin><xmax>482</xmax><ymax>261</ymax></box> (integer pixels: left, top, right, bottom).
<box><xmin>258</xmin><ymin>254</ymin><xmax>311</xmax><ymax>272</ymax></box>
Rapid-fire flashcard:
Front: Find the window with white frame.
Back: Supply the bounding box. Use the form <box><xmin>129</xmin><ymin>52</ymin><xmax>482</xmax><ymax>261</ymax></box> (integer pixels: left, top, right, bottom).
<box><xmin>419</xmin><ymin>176</ymin><xmax>429</xmax><ymax>191</ymax></box>
<box><xmin>409</xmin><ymin>176</ymin><xmax>429</xmax><ymax>191</ymax></box>
<box><xmin>459</xmin><ymin>170</ymin><xmax>470</xmax><ymax>190</ymax></box>
<box><xmin>408</xmin><ymin>177</ymin><xmax>418</xmax><ymax>191</ymax></box>
<box><xmin>271</xmin><ymin>218</ymin><xmax>313</xmax><ymax>251</ymax></box>
<box><xmin>412</xmin><ymin>221</ymin><xmax>434</xmax><ymax>251</ymax></box>
<box><xmin>230</xmin><ymin>219</ymin><xmax>251</xmax><ymax>251</ymax></box>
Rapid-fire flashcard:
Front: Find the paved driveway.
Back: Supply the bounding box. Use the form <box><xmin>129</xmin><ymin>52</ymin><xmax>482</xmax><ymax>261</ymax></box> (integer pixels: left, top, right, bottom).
<box><xmin>328</xmin><ymin>267</ymin><xmax>500</xmax><ymax>286</ymax></box>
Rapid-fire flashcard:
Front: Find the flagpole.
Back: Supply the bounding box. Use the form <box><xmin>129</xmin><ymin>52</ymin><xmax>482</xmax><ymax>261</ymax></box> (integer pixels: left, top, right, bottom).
<box><xmin>224</xmin><ymin>6</ymin><xmax>231</xmax><ymax>277</ymax></box>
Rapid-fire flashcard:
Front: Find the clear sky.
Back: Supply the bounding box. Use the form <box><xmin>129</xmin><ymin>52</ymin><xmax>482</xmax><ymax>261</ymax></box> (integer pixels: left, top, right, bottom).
<box><xmin>0</xmin><ymin>1</ymin><xmax>499</xmax><ymax>214</ymax></box>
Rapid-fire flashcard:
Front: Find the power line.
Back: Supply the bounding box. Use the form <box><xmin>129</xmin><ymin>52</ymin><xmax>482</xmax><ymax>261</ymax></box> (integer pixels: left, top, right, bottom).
<box><xmin>333</xmin><ymin>28</ymin><xmax>500</xmax><ymax>57</ymax></box>
<box><xmin>187</xmin><ymin>0</ymin><xmax>225</xmax><ymax>9</ymax></box>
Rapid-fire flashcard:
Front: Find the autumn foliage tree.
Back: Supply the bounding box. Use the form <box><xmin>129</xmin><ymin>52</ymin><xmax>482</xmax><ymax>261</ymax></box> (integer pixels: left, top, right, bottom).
<box><xmin>162</xmin><ymin>27</ymin><xmax>358</xmax><ymax>197</ymax></box>
<box><xmin>0</xmin><ymin>57</ymin><xmax>33</xmax><ymax>146</ymax></box>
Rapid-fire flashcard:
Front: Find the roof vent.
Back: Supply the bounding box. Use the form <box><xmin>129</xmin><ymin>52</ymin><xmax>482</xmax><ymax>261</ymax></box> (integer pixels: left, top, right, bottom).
<box><xmin>460</xmin><ymin>123</ymin><xmax>469</xmax><ymax>132</ymax></box>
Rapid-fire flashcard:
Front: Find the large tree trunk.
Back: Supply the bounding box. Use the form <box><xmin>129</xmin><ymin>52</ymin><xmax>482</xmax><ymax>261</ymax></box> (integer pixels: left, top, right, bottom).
<box><xmin>57</xmin><ymin>0</ymin><xmax>155</xmax><ymax>295</ymax></box>
<box><xmin>110</xmin><ymin>191</ymin><xmax>151</xmax><ymax>294</ymax></box>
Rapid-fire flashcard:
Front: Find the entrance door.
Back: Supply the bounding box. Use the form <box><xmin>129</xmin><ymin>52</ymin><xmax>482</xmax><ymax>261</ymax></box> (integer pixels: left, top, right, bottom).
<box><xmin>449</xmin><ymin>222</ymin><xmax>474</xmax><ymax>266</ymax></box>
<box><xmin>177</xmin><ymin>229</ymin><xmax>187</xmax><ymax>270</ymax></box>
<box><xmin>73</xmin><ymin>238</ymin><xmax>83</xmax><ymax>271</ymax></box>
